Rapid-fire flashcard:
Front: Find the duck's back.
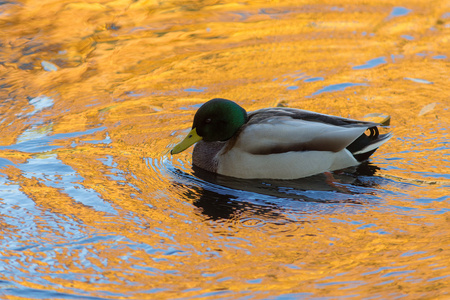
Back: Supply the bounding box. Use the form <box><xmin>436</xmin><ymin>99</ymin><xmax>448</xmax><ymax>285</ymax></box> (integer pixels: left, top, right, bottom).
<box><xmin>196</xmin><ymin>107</ymin><xmax>391</xmax><ymax>179</ymax></box>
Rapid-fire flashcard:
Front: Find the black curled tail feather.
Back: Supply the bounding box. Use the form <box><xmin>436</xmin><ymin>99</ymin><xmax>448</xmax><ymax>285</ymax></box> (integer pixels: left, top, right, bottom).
<box><xmin>352</xmin><ymin>149</ymin><xmax>377</xmax><ymax>162</ymax></box>
<box><xmin>347</xmin><ymin>126</ymin><xmax>391</xmax><ymax>162</ymax></box>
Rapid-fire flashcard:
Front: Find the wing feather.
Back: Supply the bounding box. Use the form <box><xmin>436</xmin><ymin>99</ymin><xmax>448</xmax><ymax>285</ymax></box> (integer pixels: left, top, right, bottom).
<box><xmin>236</xmin><ymin>108</ymin><xmax>375</xmax><ymax>154</ymax></box>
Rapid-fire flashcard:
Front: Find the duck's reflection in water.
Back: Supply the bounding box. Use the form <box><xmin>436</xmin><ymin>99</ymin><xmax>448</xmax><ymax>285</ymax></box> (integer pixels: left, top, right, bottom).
<box><xmin>178</xmin><ymin>162</ymin><xmax>384</xmax><ymax>221</ymax></box>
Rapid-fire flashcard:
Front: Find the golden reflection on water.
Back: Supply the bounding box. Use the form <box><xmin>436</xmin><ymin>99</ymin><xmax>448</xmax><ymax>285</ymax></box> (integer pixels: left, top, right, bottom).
<box><xmin>0</xmin><ymin>0</ymin><xmax>449</xmax><ymax>298</ymax></box>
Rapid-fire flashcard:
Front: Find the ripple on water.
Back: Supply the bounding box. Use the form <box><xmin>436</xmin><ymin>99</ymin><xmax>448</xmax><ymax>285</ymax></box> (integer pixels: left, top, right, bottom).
<box><xmin>0</xmin><ymin>125</ymin><xmax>122</xmax><ymax>227</ymax></box>
<box><xmin>20</xmin><ymin>153</ymin><xmax>117</xmax><ymax>214</ymax></box>
<box><xmin>0</xmin><ymin>126</ymin><xmax>107</xmax><ymax>153</ymax></box>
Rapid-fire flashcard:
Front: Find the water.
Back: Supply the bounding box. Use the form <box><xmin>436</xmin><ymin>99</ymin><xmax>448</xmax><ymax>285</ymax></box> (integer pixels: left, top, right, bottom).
<box><xmin>1</xmin><ymin>0</ymin><xmax>449</xmax><ymax>299</ymax></box>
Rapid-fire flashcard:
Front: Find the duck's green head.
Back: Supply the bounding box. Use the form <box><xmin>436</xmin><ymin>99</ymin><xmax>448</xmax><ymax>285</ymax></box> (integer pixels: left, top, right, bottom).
<box><xmin>171</xmin><ymin>98</ymin><xmax>247</xmax><ymax>154</ymax></box>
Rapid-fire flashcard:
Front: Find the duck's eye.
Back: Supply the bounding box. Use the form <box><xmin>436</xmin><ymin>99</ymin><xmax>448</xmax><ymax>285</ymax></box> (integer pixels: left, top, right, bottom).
<box><xmin>205</xmin><ymin>118</ymin><xmax>212</xmax><ymax>124</ymax></box>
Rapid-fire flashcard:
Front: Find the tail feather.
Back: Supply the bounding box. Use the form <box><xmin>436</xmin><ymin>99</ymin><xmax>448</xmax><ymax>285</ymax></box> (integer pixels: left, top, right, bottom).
<box><xmin>347</xmin><ymin>128</ymin><xmax>392</xmax><ymax>162</ymax></box>
<box><xmin>353</xmin><ymin>132</ymin><xmax>393</xmax><ymax>155</ymax></box>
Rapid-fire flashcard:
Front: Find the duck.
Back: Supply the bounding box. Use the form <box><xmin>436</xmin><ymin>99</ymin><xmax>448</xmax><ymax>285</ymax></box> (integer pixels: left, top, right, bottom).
<box><xmin>170</xmin><ymin>98</ymin><xmax>392</xmax><ymax>179</ymax></box>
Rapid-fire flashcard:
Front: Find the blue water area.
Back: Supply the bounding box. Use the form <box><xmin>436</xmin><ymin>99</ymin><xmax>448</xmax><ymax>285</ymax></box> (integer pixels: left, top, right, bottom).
<box><xmin>388</xmin><ymin>7</ymin><xmax>412</xmax><ymax>19</ymax></box>
<box><xmin>184</xmin><ymin>87</ymin><xmax>208</xmax><ymax>92</ymax></box>
<box><xmin>125</xmin><ymin>91</ymin><xmax>146</xmax><ymax>97</ymax></box>
<box><xmin>41</xmin><ymin>60</ymin><xmax>58</xmax><ymax>72</ymax></box>
<box><xmin>391</xmin><ymin>54</ymin><xmax>404</xmax><ymax>62</ymax></box>
<box><xmin>283</xmin><ymin>74</ymin><xmax>325</xmax><ymax>90</ymax></box>
<box><xmin>0</xmin><ymin>127</ymin><xmax>107</xmax><ymax>153</ymax></box>
<box><xmin>19</xmin><ymin>153</ymin><xmax>117</xmax><ymax>214</ymax></box>
<box><xmin>330</xmin><ymin>6</ymin><xmax>344</xmax><ymax>12</ymax></box>
<box><xmin>304</xmin><ymin>77</ymin><xmax>324</xmax><ymax>82</ymax></box>
<box><xmin>404</xmin><ymin>77</ymin><xmax>433</xmax><ymax>84</ymax></box>
<box><xmin>401</xmin><ymin>35</ymin><xmax>415</xmax><ymax>40</ymax></box>
<box><xmin>353</xmin><ymin>56</ymin><xmax>386</xmax><ymax>70</ymax></box>
<box><xmin>311</xmin><ymin>82</ymin><xmax>368</xmax><ymax>96</ymax></box>
<box><xmin>27</xmin><ymin>95</ymin><xmax>54</xmax><ymax>116</ymax></box>
<box><xmin>0</xmin><ymin>125</ymin><xmax>118</xmax><ymax>214</ymax></box>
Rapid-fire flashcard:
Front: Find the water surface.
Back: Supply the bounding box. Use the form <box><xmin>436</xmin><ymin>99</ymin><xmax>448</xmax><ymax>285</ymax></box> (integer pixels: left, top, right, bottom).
<box><xmin>0</xmin><ymin>0</ymin><xmax>449</xmax><ymax>299</ymax></box>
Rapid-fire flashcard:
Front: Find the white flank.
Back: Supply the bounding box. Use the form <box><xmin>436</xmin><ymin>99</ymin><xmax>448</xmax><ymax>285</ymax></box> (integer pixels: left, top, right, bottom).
<box><xmin>217</xmin><ymin>148</ymin><xmax>359</xmax><ymax>179</ymax></box>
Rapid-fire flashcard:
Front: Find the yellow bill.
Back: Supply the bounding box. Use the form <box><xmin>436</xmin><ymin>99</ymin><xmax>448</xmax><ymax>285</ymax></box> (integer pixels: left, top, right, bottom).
<box><xmin>171</xmin><ymin>128</ymin><xmax>202</xmax><ymax>154</ymax></box>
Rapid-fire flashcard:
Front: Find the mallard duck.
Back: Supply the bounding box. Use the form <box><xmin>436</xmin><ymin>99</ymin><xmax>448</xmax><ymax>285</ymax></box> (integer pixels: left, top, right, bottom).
<box><xmin>171</xmin><ymin>98</ymin><xmax>392</xmax><ymax>179</ymax></box>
